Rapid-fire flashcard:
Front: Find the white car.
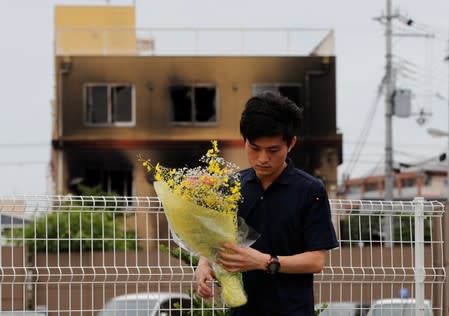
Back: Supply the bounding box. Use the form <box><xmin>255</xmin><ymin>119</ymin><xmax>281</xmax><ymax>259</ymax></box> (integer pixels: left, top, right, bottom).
<box><xmin>98</xmin><ymin>292</ymin><xmax>191</xmax><ymax>316</ymax></box>
<box><xmin>315</xmin><ymin>302</ymin><xmax>370</xmax><ymax>316</ymax></box>
<box><xmin>367</xmin><ymin>298</ymin><xmax>432</xmax><ymax>316</ymax></box>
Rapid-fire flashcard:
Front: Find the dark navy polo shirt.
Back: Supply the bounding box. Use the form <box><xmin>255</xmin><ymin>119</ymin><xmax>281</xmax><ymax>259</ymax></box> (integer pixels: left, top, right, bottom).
<box><xmin>231</xmin><ymin>158</ymin><xmax>338</xmax><ymax>316</ymax></box>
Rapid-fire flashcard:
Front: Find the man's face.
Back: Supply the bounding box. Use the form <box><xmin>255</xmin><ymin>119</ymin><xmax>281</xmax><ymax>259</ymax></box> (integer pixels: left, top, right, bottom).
<box><xmin>244</xmin><ymin>135</ymin><xmax>296</xmax><ymax>181</ymax></box>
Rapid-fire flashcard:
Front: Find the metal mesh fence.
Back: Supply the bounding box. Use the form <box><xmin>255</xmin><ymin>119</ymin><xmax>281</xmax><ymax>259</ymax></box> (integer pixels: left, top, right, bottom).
<box><xmin>0</xmin><ymin>195</ymin><xmax>445</xmax><ymax>315</ymax></box>
<box><xmin>318</xmin><ymin>199</ymin><xmax>445</xmax><ymax>316</ymax></box>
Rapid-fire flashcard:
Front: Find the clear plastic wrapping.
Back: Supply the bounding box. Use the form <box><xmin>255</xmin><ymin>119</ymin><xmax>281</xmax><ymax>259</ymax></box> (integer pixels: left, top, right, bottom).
<box><xmin>154</xmin><ymin>181</ymin><xmax>259</xmax><ymax>307</ymax></box>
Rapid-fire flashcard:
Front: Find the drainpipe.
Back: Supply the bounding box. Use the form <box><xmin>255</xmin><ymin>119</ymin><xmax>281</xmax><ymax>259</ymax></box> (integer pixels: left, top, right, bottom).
<box><xmin>57</xmin><ymin>59</ymin><xmax>71</xmax><ymax>195</ymax></box>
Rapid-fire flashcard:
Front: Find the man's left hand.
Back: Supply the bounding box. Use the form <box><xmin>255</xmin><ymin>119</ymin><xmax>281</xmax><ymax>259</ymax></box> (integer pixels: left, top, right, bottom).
<box><xmin>216</xmin><ymin>243</ymin><xmax>269</xmax><ymax>273</ymax></box>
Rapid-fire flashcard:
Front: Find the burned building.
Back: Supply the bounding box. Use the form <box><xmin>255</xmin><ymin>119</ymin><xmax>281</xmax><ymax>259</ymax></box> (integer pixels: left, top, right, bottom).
<box><xmin>51</xmin><ymin>5</ymin><xmax>342</xmax><ymax>198</ymax></box>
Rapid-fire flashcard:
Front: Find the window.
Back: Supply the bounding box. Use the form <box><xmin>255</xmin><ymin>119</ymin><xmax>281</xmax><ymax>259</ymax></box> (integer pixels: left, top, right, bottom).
<box><xmin>85</xmin><ymin>84</ymin><xmax>134</xmax><ymax>126</ymax></box>
<box><xmin>169</xmin><ymin>84</ymin><xmax>217</xmax><ymax>124</ymax></box>
<box><xmin>252</xmin><ymin>83</ymin><xmax>302</xmax><ymax>107</ymax></box>
<box><xmin>402</xmin><ymin>178</ymin><xmax>415</xmax><ymax>188</ymax></box>
<box><xmin>364</xmin><ymin>182</ymin><xmax>378</xmax><ymax>192</ymax></box>
<box><xmin>84</xmin><ymin>168</ymin><xmax>133</xmax><ymax>196</ymax></box>
<box><xmin>347</xmin><ymin>185</ymin><xmax>361</xmax><ymax>195</ymax></box>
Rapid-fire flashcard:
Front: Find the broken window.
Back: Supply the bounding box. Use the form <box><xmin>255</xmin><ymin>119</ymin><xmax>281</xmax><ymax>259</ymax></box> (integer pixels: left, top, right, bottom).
<box><xmin>252</xmin><ymin>83</ymin><xmax>302</xmax><ymax>108</ymax></box>
<box><xmin>84</xmin><ymin>168</ymin><xmax>133</xmax><ymax>196</ymax></box>
<box><xmin>170</xmin><ymin>85</ymin><xmax>217</xmax><ymax>124</ymax></box>
<box><xmin>85</xmin><ymin>84</ymin><xmax>134</xmax><ymax>125</ymax></box>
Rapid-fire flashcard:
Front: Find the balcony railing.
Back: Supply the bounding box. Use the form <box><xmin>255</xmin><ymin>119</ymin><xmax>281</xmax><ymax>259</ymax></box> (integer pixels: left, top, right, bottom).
<box><xmin>55</xmin><ymin>27</ymin><xmax>334</xmax><ymax>56</ymax></box>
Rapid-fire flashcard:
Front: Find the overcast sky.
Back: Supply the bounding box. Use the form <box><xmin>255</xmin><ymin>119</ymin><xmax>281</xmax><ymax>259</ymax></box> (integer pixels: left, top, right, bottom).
<box><xmin>0</xmin><ymin>0</ymin><xmax>448</xmax><ymax>195</ymax></box>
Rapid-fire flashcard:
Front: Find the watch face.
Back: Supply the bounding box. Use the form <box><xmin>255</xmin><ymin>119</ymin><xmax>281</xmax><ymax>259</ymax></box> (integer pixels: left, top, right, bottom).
<box><xmin>267</xmin><ymin>260</ymin><xmax>280</xmax><ymax>274</ymax></box>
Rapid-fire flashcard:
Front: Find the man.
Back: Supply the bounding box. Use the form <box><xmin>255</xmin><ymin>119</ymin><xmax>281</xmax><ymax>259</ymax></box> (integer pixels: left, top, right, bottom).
<box><xmin>195</xmin><ymin>92</ymin><xmax>338</xmax><ymax>315</ymax></box>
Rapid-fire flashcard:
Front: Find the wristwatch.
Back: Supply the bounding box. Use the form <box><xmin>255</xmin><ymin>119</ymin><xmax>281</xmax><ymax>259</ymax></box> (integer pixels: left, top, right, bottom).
<box><xmin>266</xmin><ymin>255</ymin><xmax>281</xmax><ymax>274</ymax></box>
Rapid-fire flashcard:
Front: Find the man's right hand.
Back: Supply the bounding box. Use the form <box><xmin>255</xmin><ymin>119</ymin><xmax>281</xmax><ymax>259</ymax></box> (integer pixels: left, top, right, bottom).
<box><xmin>195</xmin><ymin>257</ymin><xmax>215</xmax><ymax>299</ymax></box>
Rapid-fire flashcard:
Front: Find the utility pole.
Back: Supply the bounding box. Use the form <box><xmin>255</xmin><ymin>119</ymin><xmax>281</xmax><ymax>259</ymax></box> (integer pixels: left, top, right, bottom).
<box><xmin>378</xmin><ymin>1</ymin><xmax>435</xmax><ymax>247</ymax></box>
<box><xmin>384</xmin><ymin>0</ymin><xmax>394</xmax><ymax>201</ymax></box>
<box><xmin>445</xmin><ymin>52</ymin><xmax>449</xmax><ymax>198</ymax></box>
<box><xmin>383</xmin><ymin>0</ymin><xmax>394</xmax><ymax>247</ymax></box>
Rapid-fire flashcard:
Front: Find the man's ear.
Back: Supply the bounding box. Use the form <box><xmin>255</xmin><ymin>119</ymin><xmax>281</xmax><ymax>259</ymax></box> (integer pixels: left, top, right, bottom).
<box><xmin>288</xmin><ymin>136</ymin><xmax>297</xmax><ymax>152</ymax></box>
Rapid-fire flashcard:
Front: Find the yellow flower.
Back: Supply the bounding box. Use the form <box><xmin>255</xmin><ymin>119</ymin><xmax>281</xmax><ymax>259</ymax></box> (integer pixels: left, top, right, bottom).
<box><xmin>208</xmin><ymin>160</ymin><xmax>220</xmax><ymax>174</ymax></box>
<box><xmin>206</xmin><ymin>140</ymin><xmax>219</xmax><ymax>157</ymax></box>
<box><xmin>142</xmin><ymin>140</ymin><xmax>246</xmax><ymax>308</ymax></box>
<box><xmin>212</xmin><ymin>140</ymin><xmax>219</xmax><ymax>152</ymax></box>
<box><xmin>140</xmin><ymin>139</ymin><xmax>241</xmax><ymax>216</ymax></box>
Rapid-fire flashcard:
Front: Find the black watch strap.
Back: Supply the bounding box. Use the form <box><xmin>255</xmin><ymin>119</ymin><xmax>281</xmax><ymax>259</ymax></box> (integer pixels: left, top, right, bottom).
<box><xmin>266</xmin><ymin>255</ymin><xmax>280</xmax><ymax>274</ymax></box>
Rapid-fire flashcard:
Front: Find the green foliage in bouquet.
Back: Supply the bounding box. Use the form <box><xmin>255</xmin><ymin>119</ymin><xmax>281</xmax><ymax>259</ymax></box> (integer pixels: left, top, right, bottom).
<box><xmin>159</xmin><ymin>244</ymin><xmax>230</xmax><ymax>316</ymax></box>
<box><xmin>315</xmin><ymin>303</ymin><xmax>329</xmax><ymax>316</ymax></box>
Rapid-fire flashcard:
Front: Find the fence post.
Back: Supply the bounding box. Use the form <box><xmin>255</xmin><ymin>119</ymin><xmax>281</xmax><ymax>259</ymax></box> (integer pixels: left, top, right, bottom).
<box><xmin>414</xmin><ymin>197</ymin><xmax>425</xmax><ymax>316</ymax></box>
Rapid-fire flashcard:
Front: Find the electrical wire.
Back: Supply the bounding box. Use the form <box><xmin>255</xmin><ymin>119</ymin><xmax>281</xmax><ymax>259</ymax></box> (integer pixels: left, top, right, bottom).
<box><xmin>344</xmin><ymin>139</ymin><xmax>446</xmax><ymax>147</ymax></box>
<box><xmin>0</xmin><ymin>143</ymin><xmax>50</xmax><ymax>148</ymax></box>
<box><xmin>0</xmin><ymin>161</ymin><xmax>48</xmax><ymax>166</ymax></box>
<box><xmin>343</xmin><ymin>75</ymin><xmax>386</xmax><ymax>178</ymax></box>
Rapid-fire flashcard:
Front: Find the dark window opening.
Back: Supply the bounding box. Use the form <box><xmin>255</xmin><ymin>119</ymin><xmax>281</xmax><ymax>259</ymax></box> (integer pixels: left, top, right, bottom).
<box><xmin>170</xmin><ymin>85</ymin><xmax>217</xmax><ymax>124</ymax></box>
<box><xmin>84</xmin><ymin>168</ymin><xmax>133</xmax><ymax>196</ymax></box>
<box><xmin>253</xmin><ymin>84</ymin><xmax>302</xmax><ymax>108</ymax></box>
<box><xmin>195</xmin><ymin>86</ymin><xmax>216</xmax><ymax>122</ymax></box>
<box><xmin>170</xmin><ymin>86</ymin><xmax>192</xmax><ymax>122</ymax></box>
<box><xmin>278</xmin><ymin>85</ymin><xmax>301</xmax><ymax>107</ymax></box>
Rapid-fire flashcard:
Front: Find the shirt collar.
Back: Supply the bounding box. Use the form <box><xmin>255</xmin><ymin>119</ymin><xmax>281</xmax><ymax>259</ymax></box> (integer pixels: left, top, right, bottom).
<box><xmin>275</xmin><ymin>157</ymin><xmax>295</xmax><ymax>185</ymax></box>
<box><xmin>246</xmin><ymin>157</ymin><xmax>295</xmax><ymax>185</ymax></box>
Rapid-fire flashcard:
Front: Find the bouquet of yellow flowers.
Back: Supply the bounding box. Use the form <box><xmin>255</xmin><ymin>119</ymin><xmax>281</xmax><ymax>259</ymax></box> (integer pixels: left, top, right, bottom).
<box><xmin>141</xmin><ymin>141</ymin><xmax>255</xmax><ymax>307</ymax></box>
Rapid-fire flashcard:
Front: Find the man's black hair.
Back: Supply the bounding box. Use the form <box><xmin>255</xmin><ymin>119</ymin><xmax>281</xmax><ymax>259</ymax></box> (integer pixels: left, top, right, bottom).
<box><xmin>239</xmin><ymin>91</ymin><xmax>303</xmax><ymax>146</ymax></box>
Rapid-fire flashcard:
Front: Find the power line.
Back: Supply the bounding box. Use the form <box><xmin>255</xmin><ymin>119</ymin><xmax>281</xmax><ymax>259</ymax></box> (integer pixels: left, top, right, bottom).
<box><xmin>343</xmin><ymin>75</ymin><xmax>386</xmax><ymax>178</ymax></box>
<box><xmin>0</xmin><ymin>161</ymin><xmax>48</xmax><ymax>166</ymax></box>
<box><xmin>0</xmin><ymin>143</ymin><xmax>50</xmax><ymax>148</ymax></box>
<box><xmin>344</xmin><ymin>139</ymin><xmax>448</xmax><ymax>148</ymax></box>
